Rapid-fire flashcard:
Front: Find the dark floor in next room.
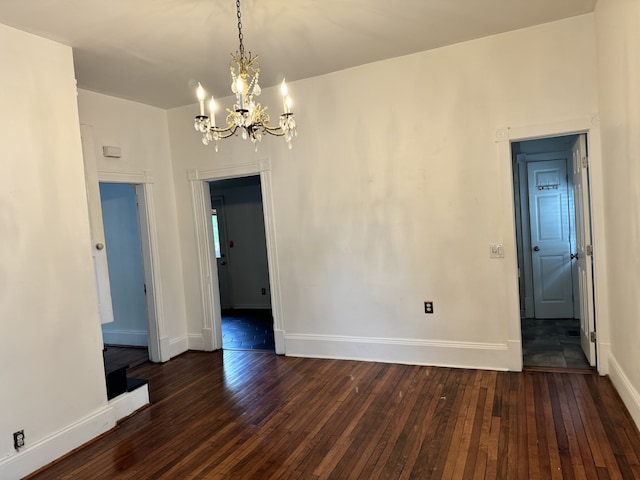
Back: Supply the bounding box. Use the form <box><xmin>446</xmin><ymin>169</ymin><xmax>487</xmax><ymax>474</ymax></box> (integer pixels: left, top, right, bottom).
<box><xmin>222</xmin><ymin>308</ymin><xmax>275</xmax><ymax>352</ymax></box>
<box><xmin>521</xmin><ymin>318</ymin><xmax>591</xmax><ymax>369</ymax></box>
<box><xmin>103</xmin><ymin>345</ymin><xmax>149</xmax><ymax>368</ymax></box>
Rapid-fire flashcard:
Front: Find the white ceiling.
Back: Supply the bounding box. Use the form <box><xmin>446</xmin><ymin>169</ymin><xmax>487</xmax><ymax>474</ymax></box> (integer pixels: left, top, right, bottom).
<box><xmin>0</xmin><ymin>0</ymin><xmax>597</xmax><ymax>109</ymax></box>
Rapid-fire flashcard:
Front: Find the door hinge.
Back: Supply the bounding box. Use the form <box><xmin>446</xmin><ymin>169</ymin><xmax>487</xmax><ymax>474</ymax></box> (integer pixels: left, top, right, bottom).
<box><xmin>590</xmin><ymin>331</ymin><xmax>596</xmax><ymax>343</ymax></box>
<box><xmin>582</xmin><ymin>155</ymin><xmax>589</xmax><ymax>169</ymax></box>
<box><xmin>586</xmin><ymin>245</ymin><xmax>593</xmax><ymax>256</ymax></box>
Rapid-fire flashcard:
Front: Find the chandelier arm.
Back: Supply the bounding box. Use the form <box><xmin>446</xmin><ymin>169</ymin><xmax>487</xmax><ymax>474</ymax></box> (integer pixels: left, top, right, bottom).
<box><xmin>260</xmin><ymin>125</ymin><xmax>285</xmax><ymax>137</ymax></box>
<box><xmin>210</xmin><ymin>125</ymin><xmax>238</xmax><ymax>139</ymax></box>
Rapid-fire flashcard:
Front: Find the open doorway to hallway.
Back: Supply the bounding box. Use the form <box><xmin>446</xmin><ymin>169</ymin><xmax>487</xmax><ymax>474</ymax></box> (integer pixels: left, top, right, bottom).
<box><xmin>100</xmin><ymin>182</ymin><xmax>149</xmax><ymax>367</ymax></box>
<box><xmin>512</xmin><ymin>134</ymin><xmax>596</xmax><ymax>370</ymax></box>
<box><xmin>209</xmin><ymin>176</ymin><xmax>275</xmax><ymax>352</ymax></box>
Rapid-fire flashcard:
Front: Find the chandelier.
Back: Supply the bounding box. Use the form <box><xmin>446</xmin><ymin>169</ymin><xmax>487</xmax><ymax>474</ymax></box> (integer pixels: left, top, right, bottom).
<box><xmin>193</xmin><ymin>0</ymin><xmax>297</xmax><ymax>152</ymax></box>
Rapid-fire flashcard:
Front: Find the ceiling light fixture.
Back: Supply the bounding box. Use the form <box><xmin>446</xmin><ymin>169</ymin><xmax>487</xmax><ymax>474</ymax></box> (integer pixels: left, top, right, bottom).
<box><xmin>193</xmin><ymin>0</ymin><xmax>297</xmax><ymax>152</ymax></box>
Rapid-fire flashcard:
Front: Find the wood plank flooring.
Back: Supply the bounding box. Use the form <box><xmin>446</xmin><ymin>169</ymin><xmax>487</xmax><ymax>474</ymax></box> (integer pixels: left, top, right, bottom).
<box><xmin>103</xmin><ymin>345</ymin><xmax>149</xmax><ymax>368</ymax></box>
<box><xmin>27</xmin><ymin>351</ymin><xmax>640</xmax><ymax>479</ymax></box>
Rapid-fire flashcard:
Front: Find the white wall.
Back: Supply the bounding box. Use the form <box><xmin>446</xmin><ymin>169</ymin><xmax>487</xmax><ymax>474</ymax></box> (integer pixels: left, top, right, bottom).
<box><xmin>0</xmin><ymin>24</ymin><xmax>113</xmax><ymax>478</ymax></box>
<box><xmin>4</xmin><ymin>8</ymin><xmax>638</xmax><ymax>476</ymax></box>
<box><xmin>594</xmin><ymin>0</ymin><xmax>640</xmax><ymax>428</ymax></box>
<box><xmin>77</xmin><ymin>89</ymin><xmax>189</xmax><ymax>358</ymax></box>
<box><xmin>168</xmin><ymin>14</ymin><xmax>599</xmax><ymax>369</ymax></box>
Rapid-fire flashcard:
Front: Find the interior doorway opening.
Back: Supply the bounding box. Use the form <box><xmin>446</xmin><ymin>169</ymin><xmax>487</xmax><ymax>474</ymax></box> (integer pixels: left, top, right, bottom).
<box><xmin>209</xmin><ymin>176</ymin><xmax>275</xmax><ymax>352</ymax></box>
<box><xmin>512</xmin><ymin>134</ymin><xmax>596</xmax><ymax>370</ymax></box>
<box><xmin>99</xmin><ymin>182</ymin><xmax>150</xmax><ymax>366</ymax></box>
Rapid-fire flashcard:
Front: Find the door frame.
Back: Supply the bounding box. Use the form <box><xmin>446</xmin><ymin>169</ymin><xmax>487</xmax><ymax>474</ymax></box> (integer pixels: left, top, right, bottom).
<box><xmin>188</xmin><ymin>158</ymin><xmax>285</xmax><ymax>354</ymax></box>
<box><xmin>99</xmin><ymin>182</ymin><xmax>150</xmax><ymax>347</ymax></box>
<box><xmin>98</xmin><ymin>173</ymin><xmax>168</xmax><ymax>363</ymax></box>
<box><xmin>80</xmin><ymin>124</ymin><xmax>168</xmax><ymax>363</ymax></box>
<box><xmin>496</xmin><ymin>116</ymin><xmax>610</xmax><ymax>374</ymax></box>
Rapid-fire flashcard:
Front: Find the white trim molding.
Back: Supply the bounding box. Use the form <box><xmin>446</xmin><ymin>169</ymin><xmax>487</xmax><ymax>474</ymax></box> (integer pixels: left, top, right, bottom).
<box><xmin>188</xmin><ymin>333</ymin><xmax>205</xmax><ymax>351</ymax></box>
<box><xmin>101</xmin><ymin>329</ymin><xmax>148</xmax><ymax>347</ymax></box>
<box><xmin>608</xmin><ymin>353</ymin><xmax>640</xmax><ymax>430</ymax></box>
<box><xmin>108</xmin><ymin>385</ymin><xmax>150</xmax><ymax>428</ymax></box>
<box><xmin>169</xmin><ymin>336</ymin><xmax>189</xmax><ymax>359</ymax></box>
<box><xmin>495</xmin><ymin>115</ymin><xmax>610</xmax><ymax>374</ymax></box>
<box><xmin>188</xmin><ymin>157</ymin><xmax>286</xmax><ymax>355</ymax></box>
<box><xmin>0</xmin><ymin>388</ymin><xmax>149</xmax><ymax>480</ymax></box>
<box><xmin>259</xmin><ymin>168</ymin><xmax>286</xmax><ymax>355</ymax></box>
<box><xmin>0</xmin><ymin>408</ymin><xmax>115</xmax><ymax>480</ymax></box>
<box><xmin>98</xmin><ymin>169</ymin><xmax>154</xmax><ymax>184</ymax></box>
<box><xmin>189</xmin><ymin>178</ymin><xmax>219</xmax><ymax>351</ymax></box>
<box><xmin>284</xmin><ymin>334</ymin><xmax>510</xmax><ymax>371</ymax></box>
<box><xmin>91</xmin><ymin>169</ymin><xmax>168</xmax><ymax>363</ymax></box>
<box><xmin>136</xmin><ymin>182</ymin><xmax>169</xmax><ymax>362</ymax></box>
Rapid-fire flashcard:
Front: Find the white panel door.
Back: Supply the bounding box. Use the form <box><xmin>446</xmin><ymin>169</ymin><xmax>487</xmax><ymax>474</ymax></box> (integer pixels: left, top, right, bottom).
<box><xmin>80</xmin><ymin>125</ymin><xmax>114</xmax><ymax>325</ymax></box>
<box><xmin>528</xmin><ymin>159</ymin><xmax>574</xmax><ymax>318</ymax></box>
<box><xmin>572</xmin><ymin>135</ymin><xmax>596</xmax><ymax>366</ymax></box>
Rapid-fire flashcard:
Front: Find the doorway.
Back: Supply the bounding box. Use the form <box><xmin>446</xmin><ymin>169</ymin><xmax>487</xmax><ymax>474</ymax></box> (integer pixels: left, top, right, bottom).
<box><xmin>512</xmin><ymin>134</ymin><xmax>595</xmax><ymax>369</ymax></box>
<box><xmin>100</xmin><ymin>182</ymin><xmax>149</xmax><ymax>365</ymax></box>
<box><xmin>209</xmin><ymin>176</ymin><xmax>275</xmax><ymax>352</ymax></box>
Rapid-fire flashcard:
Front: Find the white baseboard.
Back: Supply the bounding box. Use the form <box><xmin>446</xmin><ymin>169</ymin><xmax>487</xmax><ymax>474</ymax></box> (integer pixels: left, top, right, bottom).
<box><xmin>188</xmin><ymin>334</ymin><xmax>204</xmax><ymax>351</ymax></box>
<box><xmin>201</xmin><ymin>327</ymin><xmax>215</xmax><ymax>351</ymax></box>
<box><xmin>598</xmin><ymin>341</ymin><xmax>610</xmax><ymax>375</ymax></box>
<box><xmin>169</xmin><ymin>336</ymin><xmax>189</xmax><ymax>358</ymax></box>
<box><xmin>607</xmin><ymin>353</ymin><xmax>640</xmax><ymax>430</ymax></box>
<box><xmin>274</xmin><ymin>329</ymin><xmax>285</xmax><ymax>355</ymax></box>
<box><xmin>284</xmin><ymin>333</ymin><xmax>510</xmax><ymax>371</ymax></box>
<box><xmin>507</xmin><ymin>339</ymin><xmax>523</xmax><ymax>371</ymax></box>
<box><xmin>109</xmin><ymin>384</ymin><xmax>150</xmax><ymax>422</ymax></box>
<box><xmin>1</xmin><ymin>408</ymin><xmax>114</xmax><ymax>480</ymax></box>
<box><xmin>1</xmin><ymin>385</ymin><xmax>150</xmax><ymax>479</ymax></box>
<box><xmin>102</xmin><ymin>329</ymin><xmax>148</xmax><ymax>347</ymax></box>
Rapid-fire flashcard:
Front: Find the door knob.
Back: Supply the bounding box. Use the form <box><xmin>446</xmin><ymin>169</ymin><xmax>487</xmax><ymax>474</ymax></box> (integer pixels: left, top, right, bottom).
<box><xmin>570</xmin><ymin>253</ymin><xmax>579</xmax><ymax>260</ymax></box>
<box><xmin>533</xmin><ymin>246</ymin><xmax>540</xmax><ymax>251</ymax></box>
<box><xmin>96</xmin><ymin>243</ymin><xmax>104</xmax><ymax>250</ymax></box>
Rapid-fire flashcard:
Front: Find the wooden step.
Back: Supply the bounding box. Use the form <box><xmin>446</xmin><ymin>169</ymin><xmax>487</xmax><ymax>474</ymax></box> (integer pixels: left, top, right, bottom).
<box><xmin>105</xmin><ymin>363</ymin><xmax>128</xmax><ymax>400</ymax></box>
<box><xmin>126</xmin><ymin>377</ymin><xmax>148</xmax><ymax>392</ymax></box>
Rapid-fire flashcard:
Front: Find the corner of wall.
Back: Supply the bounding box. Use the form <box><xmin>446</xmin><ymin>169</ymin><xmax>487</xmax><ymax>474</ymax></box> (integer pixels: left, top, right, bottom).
<box><xmin>607</xmin><ymin>352</ymin><xmax>640</xmax><ymax>430</ymax></box>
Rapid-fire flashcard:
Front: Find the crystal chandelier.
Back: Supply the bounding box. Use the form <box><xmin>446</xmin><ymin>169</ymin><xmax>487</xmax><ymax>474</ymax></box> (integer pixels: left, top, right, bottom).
<box><xmin>193</xmin><ymin>0</ymin><xmax>297</xmax><ymax>152</ymax></box>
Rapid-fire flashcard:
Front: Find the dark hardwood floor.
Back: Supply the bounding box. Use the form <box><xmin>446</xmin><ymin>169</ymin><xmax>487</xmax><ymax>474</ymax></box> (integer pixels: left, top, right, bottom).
<box><xmin>103</xmin><ymin>345</ymin><xmax>149</xmax><ymax>368</ymax></box>
<box><xmin>27</xmin><ymin>351</ymin><xmax>640</xmax><ymax>479</ymax></box>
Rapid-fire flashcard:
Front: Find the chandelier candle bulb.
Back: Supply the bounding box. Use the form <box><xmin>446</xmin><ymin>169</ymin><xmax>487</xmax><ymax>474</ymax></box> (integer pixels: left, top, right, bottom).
<box><xmin>209</xmin><ymin>96</ymin><xmax>216</xmax><ymax>127</ymax></box>
<box><xmin>236</xmin><ymin>77</ymin><xmax>245</xmax><ymax>109</ymax></box>
<box><xmin>280</xmin><ymin>80</ymin><xmax>288</xmax><ymax>113</ymax></box>
<box><xmin>196</xmin><ymin>83</ymin><xmax>206</xmax><ymax>116</ymax></box>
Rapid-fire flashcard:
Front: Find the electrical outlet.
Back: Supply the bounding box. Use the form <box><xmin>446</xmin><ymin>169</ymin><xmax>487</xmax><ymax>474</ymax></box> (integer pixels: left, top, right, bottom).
<box><xmin>424</xmin><ymin>301</ymin><xmax>434</xmax><ymax>314</ymax></box>
<box><xmin>13</xmin><ymin>430</ymin><xmax>24</xmax><ymax>451</ymax></box>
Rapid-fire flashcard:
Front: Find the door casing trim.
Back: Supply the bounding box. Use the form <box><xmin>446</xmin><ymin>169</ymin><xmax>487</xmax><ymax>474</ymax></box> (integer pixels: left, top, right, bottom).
<box><xmin>188</xmin><ymin>159</ymin><xmax>285</xmax><ymax>354</ymax></box>
<box><xmin>496</xmin><ymin>115</ymin><xmax>609</xmax><ymax>374</ymax></box>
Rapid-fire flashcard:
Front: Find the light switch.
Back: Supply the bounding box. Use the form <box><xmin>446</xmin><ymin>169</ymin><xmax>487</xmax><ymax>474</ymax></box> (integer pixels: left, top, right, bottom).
<box><xmin>490</xmin><ymin>243</ymin><xmax>504</xmax><ymax>258</ymax></box>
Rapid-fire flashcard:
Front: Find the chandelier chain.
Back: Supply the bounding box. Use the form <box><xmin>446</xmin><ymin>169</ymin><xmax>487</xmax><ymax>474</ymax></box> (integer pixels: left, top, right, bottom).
<box><xmin>236</xmin><ymin>0</ymin><xmax>245</xmax><ymax>58</ymax></box>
